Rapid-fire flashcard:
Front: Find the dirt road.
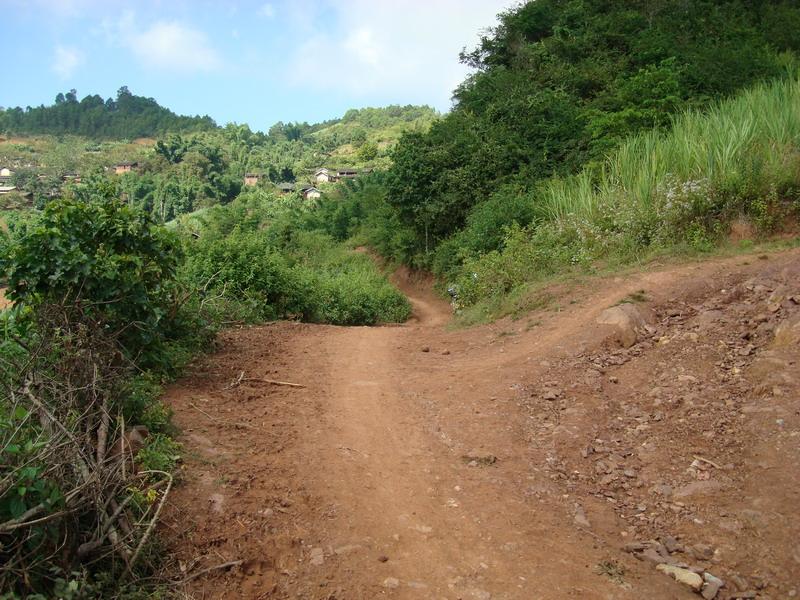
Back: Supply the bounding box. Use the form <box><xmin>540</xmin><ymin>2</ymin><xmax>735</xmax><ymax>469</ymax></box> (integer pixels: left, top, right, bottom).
<box><xmin>163</xmin><ymin>250</ymin><xmax>800</xmax><ymax>599</ymax></box>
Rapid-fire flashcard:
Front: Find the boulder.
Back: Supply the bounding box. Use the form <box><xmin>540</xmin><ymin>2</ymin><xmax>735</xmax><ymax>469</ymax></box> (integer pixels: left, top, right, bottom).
<box><xmin>773</xmin><ymin>314</ymin><xmax>800</xmax><ymax>348</ymax></box>
<box><xmin>597</xmin><ymin>303</ymin><xmax>653</xmax><ymax>348</ymax></box>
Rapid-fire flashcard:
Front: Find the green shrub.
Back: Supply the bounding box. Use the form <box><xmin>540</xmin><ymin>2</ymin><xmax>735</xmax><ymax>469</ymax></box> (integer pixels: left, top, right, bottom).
<box><xmin>182</xmin><ymin>221</ymin><xmax>411</xmax><ymax>326</ymax></box>
<box><xmin>1</xmin><ymin>191</ymin><xmax>180</xmax><ymax>363</ymax></box>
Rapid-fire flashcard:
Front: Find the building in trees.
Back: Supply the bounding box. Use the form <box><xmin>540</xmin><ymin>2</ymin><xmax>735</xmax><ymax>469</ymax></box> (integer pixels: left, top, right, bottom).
<box><xmin>301</xmin><ymin>186</ymin><xmax>321</xmax><ymax>200</ymax></box>
<box><xmin>315</xmin><ymin>168</ymin><xmax>337</xmax><ymax>183</ymax></box>
<box><xmin>244</xmin><ymin>173</ymin><xmax>264</xmax><ymax>186</ymax></box>
<box><xmin>113</xmin><ymin>161</ymin><xmax>138</xmax><ymax>175</ymax></box>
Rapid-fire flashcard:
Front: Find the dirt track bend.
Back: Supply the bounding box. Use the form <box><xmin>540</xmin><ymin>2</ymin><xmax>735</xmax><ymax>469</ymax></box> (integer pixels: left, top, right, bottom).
<box><xmin>162</xmin><ymin>250</ymin><xmax>800</xmax><ymax>599</ymax></box>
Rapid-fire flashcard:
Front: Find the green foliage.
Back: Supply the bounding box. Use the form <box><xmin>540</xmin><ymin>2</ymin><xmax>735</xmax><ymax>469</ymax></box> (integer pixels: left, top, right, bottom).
<box><xmin>136</xmin><ymin>434</ymin><xmax>181</xmax><ymax>473</ymax></box>
<box><xmin>385</xmin><ymin>0</ymin><xmax>800</xmax><ymax>257</ymax></box>
<box><xmin>0</xmin><ymin>86</ymin><xmax>215</xmax><ymax>139</ymax></box>
<box><xmin>179</xmin><ymin>193</ymin><xmax>411</xmax><ymax>326</ymax></box>
<box><xmin>2</xmin><ymin>189</ymin><xmax>179</xmax><ymax>359</ymax></box>
<box><xmin>431</xmin><ymin>186</ymin><xmax>537</xmax><ymax>279</ymax></box>
<box><xmin>0</xmin><ymin>103</ymin><xmax>436</xmax><ymax>224</ymax></box>
<box><xmin>453</xmin><ymin>75</ymin><xmax>800</xmax><ymax>312</ymax></box>
<box><xmin>121</xmin><ymin>375</ymin><xmax>172</xmax><ymax>433</ymax></box>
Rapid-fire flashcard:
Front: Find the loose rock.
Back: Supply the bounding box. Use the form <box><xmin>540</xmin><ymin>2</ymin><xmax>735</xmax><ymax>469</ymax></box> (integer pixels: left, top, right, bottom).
<box><xmin>656</xmin><ymin>564</ymin><xmax>703</xmax><ymax>591</ymax></box>
<box><xmin>310</xmin><ymin>547</ymin><xmax>324</xmax><ymax>566</ymax></box>
<box><xmin>597</xmin><ymin>303</ymin><xmax>653</xmax><ymax>348</ymax></box>
<box><xmin>702</xmin><ymin>572</ymin><xmax>724</xmax><ymax>599</ymax></box>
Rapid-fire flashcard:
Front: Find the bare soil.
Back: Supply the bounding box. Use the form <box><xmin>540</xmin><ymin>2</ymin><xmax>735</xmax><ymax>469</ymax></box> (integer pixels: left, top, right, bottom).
<box><xmin>162</xmin><ymin>249</ymin><xmax>800</xmax><ymax>599</ymax></box>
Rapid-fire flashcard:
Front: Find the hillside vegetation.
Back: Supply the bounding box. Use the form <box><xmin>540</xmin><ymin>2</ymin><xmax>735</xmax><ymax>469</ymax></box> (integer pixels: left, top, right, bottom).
<box><xmin>450</xmin><ymin>76</ymin><xmax>800</xmax><ymax>316</ymax></box>
<box><xmin>378</xmin><ymin>0</ymin><xmax>800</xmax><ymax>264</ymax></box>
<box><xmin>0</xmin><ymin>104</ymin><xmax>437</xmax><ymax>216</ymax></box>
<box><xmin>0</xmin><ymin>87</ymin><xmax>215</xmax><ymax>138</ymax></box>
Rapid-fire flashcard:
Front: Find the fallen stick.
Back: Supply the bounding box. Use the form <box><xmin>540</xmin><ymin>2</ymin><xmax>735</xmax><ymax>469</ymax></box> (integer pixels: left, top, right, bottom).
<box><xmin>180</xmin><ymin>559</ymin><xmax>244</xmax><ymax>584</ymax></box>
<box><xmin>125</xmin><ymin>470</ymin><xmax>173</xmax><ymax>578</ymax></box>
<box><xmin>223</xmin><ymin>370</ymin><xmax>246</xmax><ymax>390</ymax></box>
<box><xmin>241</xmin><ymin>377</ymin><xmax>305</xmax><ymax>389</ymax></box>
<box><xmin>692</xmin><ymin>455</ymin><xmax>722</xmax><ymax>469</ymax></box>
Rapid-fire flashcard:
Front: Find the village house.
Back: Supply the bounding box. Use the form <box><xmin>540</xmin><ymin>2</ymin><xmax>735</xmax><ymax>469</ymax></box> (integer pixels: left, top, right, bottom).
<box><xmin>113</xmin><ymin>161</ymin><xmax>138</xmax><ymax>175</ymax></box>
<box><xmin>0</xmin><ymin>185</ymin><xmax>17</xmax><ymax>195</ymax></box>
<box><xmin>0</xmin><ymin>167</ymin><xmax>14</xmax><ymax>185</ymax></box>
<box><xmin>336</xmin><ymin>168</ymin><xmax>358</xmax><ymax>179</ymax></box>
<box><xmin>62</xmin><ymin>173</ymin><xmax>81</xmax><ymax>183</ymax></box>
<box><xmin>244</xmin><ymin>173</ymin><xmax>263</xmax><ymax>187</ymax></box>
<box><xmin>276</xmin><ymin>182</ymin><xmax>295</xmax><ymax>194</ymax></box>
<box><xmin>301</xmin><ymin>186</ymin><xmax>322</xmax><ymax>200</ymax></box>
<box><xmin>314</xmin><ymin>168</ymin><xmax>338</xmax><ymax>184</ymax></box>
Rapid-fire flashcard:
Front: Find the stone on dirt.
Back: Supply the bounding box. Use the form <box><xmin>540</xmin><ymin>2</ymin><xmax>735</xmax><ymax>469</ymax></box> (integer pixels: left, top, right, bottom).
<box><xmin>383</xmin><ymin>577</ymin><xmax>400</xmax><ymax>589</ymax></box>
<box><xmin>573</xmin><ymin>504</ymin><xmax>591</xmax><ymax>529</ymax></box>
<box><xmin>310</xmin><ymin>547</ymin><xmax>324</xmax><ymax>566</ymax></box>
<box><xmin>462</xmin><ymin>451</ymin><xmax>498</xmax><ymax>466</ymax></box>
<box><xmin>656</xmin><ymin>563</ymin><xmax>703</xmax><ymax>591</ymax></box>
<box><xmin>597</xmin><ymin>303</ymin><xmax>652</xmax><ymax>348</ymax></box>
<box><xmin>702</xmin><ymin>572</ymin><xmax>724</xmax><ymax>599</ymax></box>
<box><xmin>691</xmin><ymin>543</ymin><xmax>714</xmax><ymax>561</ymax></box>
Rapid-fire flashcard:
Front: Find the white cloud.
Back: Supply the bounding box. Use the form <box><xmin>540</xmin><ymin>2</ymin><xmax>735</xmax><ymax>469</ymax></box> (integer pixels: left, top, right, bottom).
<box><xmin>259</xmin><ymin>3</ymin><xmax>275</xmax><ymax>18</ymax></box>
<box><xmin>128</xmin><ymin>21</ymin><xmax>221</xmax><ymax>72</ymax></box>
<box><xmin>52</xmin><ymin>45</ymin><xmax>84</xmax><ymax>79</ymax></box>
<box><xmin>286</xmin><ymin>0</ymin><xmax>515</xmax><ymax>110</ymax></box>
<box><xmin>100</xmin><ymin>11</ymin><xmax>222</xmax><ymax>73</ymax></box>
<box><xmin>343</xmin><ymin>28</ymin><xmax>380</xmax><ymax>67</ymax></box>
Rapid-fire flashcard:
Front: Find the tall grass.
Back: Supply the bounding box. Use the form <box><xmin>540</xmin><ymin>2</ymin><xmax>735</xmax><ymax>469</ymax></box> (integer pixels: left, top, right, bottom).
<box><xmin>455</xmin><ymin>76</ymin><xmax>800</xmax><ymax>312</ymax></box>
<box><xmin>539</xmin><ymin>76</ymin><xmax>800</xmax><ymax>223</ymax></box>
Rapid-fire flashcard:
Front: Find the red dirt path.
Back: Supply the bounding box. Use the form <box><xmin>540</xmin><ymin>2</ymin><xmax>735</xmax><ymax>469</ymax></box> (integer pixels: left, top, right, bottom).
<box><xmin>162</xmin><ymin>249</ymin><xmax>800</xmax><ymax>599</ymax></box>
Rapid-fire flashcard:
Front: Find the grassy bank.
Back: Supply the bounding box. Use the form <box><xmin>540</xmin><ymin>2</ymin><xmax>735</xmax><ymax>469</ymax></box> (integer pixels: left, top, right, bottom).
<box><xmin>451</xmin><ymin>76</ymin><xmax>800</xmax><ymax>314</ymax></box>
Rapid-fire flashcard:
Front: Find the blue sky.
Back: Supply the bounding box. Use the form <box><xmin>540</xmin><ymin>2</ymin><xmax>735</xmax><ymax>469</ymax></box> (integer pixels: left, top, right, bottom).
<box><xmin>1</xmin><ymin>0</ymin><xmax>516</xmax><ymax>131</ymax></box>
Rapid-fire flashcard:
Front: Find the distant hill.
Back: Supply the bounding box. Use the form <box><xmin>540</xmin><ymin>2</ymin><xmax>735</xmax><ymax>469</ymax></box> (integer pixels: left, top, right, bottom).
<box><xmin>0</xmin><ymin>87</ymin><xmax>216</xmax><ymax>139</ymax></box>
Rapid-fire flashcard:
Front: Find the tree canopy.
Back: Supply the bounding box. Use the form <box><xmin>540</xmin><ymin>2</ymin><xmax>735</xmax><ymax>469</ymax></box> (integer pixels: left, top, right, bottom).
<box><xmin>0</xmin><ymin>87</ymin><xmax>216</xmax><ymax>139</ymax></box>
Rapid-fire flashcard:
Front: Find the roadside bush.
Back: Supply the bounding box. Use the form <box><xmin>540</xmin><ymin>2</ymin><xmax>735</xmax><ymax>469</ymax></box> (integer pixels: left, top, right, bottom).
<box><xmin>431</xmin><ymin>186</ymin><xmax>537</xmax><ymax>278</ymax></box>
<box><xmin>182</xmin><ymin>225</ymin><xmax>411</xmax><ymax>326</ymax></box>
<box><xmin>0</xmin><ymin>194</ymin><xmax>202</xmax><ymax>596</ymax></box>
<box><xmin>2</xmin><ymin>191</ymin><xmax>180</xmax><ymax>365</ymax></box>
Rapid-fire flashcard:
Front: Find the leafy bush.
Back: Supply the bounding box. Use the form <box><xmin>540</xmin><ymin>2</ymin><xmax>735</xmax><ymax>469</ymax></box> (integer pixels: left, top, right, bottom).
<box><xmin>181</xmin><ymin>210</ymin><xmax>411</xmax><ymax>326</ymax></box>
<box><xmin>0</xmin><ymin>192</ymin><xmax>202</xmax><ymax>595</ymax></box>
<box><xmin>2</xmin><ymin>189</ymin><xmax>180</xmax><ymax>363</ymax></box>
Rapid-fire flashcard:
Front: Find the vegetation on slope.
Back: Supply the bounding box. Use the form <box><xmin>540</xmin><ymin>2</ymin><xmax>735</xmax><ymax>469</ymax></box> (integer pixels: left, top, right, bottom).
<box><xmin>0</xmin><ymin>87</ymin><xmax>215</xmax><ymax>139</ymax></box>
<box><xmin>383</xmin><ymin>0</ymin><xmax>800</xmax><ymax>261</ymax></box>
<box><xmin>0</xmin><ymin>191</ymin><xmax>210</xmax><ymax>596</ymax></box>
<box><xmin>451</xmin><ymin>76</ymin><xmax>800</xmax><ymax>313</ymax></box>
<box><xmin>0</xmin><ymin>104</ymin><xmax>438</xmax><ymax>217</ymax></box>
<box><xmin>178</xmin><ymin>190</ymin><xmax>411</xmax><ymax>326</ymax></box>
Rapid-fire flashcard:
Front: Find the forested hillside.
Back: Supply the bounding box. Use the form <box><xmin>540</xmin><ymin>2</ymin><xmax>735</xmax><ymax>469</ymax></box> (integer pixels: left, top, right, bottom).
<box><xmin>0</xmin><ymin>87</ymin><xmax>216</xmax><ymax>138</ymax></box>
<box><xmin>381</xmin><ymin>0</ymin><xmax>800</xmax><ymax>259</ymax></box>
<box><xmin>0</xmin><ymin>103</ymin><xmax>437</xmax><ymax>217</ymax></box>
